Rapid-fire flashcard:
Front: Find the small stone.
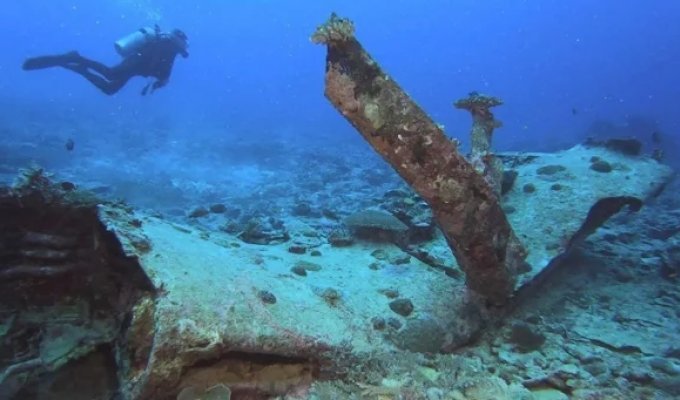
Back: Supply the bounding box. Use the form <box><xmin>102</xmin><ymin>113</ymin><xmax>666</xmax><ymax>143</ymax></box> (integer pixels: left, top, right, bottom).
<box><xmin>648</xmin><ymin>357</ymin><xmax>680</xmax><ymax>375</ymax></box>
<box><xmin>188</xmin><ymin>207</ymin><xmax>210</xmax><ymax>218</ymax></box>
<box><xmin>328</xmin><ymin>227</ymin><xmax>353</xmax><ymax>246</ymax></box>
<box><xmin>288</xmin><ymin>245</ymin><xmax>307</xmax><ymax>254</ymax></box>
<box><xmin>530</xmin><ymin>388</ymin><xmax>568</xmax><ymax>400</ymax></box>
<box><xmin>550</xmin><ymin>183</ymin><xmax>563</xmax><ymax>191</ymax></box>
<box><xmin>292</xmin><ymin>202</ymin><xmax>313</xmax><ymax>217</ymax></box>
<box><xmin>523</xmin><ymin>183</ymin><xmax>536</xmax><ymax>193</ymax></box>
<box><xmin>258</xmin><ymin>290</ymin><xmax>277</xmax><ymax>304</ymax></box>
<box><xmin>209</xmin><ymin>203</ymin><xmax>227</xmax><ymax>213</ymax></box>
<box><xmin>387</xmin><ymin>317</ymin><xmax>403</xmax><ymax>330</ymax></box>
<box><xmin>508</xmin><ymin>322</ymin><xmax>545</xmax><ymax>352</ymax></box>
<box><xmin>583</xmin><ymin>361</ymin><xmax>608</xmax><ymax>377</ymax></box>
<box><xmin>368</xmin><ymin>262</ymin><xmax>383</xmax><ymax>270</ymax></box>
<box><xmin>310</xmin><ymin>250</ymin><xmax>322</xmax><ymax>256</ymax></box>
<box><xmin>426</xmin><ymin>387</ymin><xmax>444</xmax><ymax>400</ymax></box>
<box><xmin>371</xmin><ymin>249</ymin><xmax>389</xmax><ymax>260</ymax></box>
<box><xmin>291</xmin><ymin>265</ymin><xmax>307</xmax><ymax>276</ymax></box>
<box><xmin>389</xmin><ymin>254</ymin><xmax>411</xmax><ymax>265</ymax></box>
<box><xmin>295</xmin><ymin>260</ymin><xmax>322</xmax><ymax>272</ymax></box>
<box><xmin>389</xmin><ymin>298</ymin><xmax>414</xmax><ymax>317</ymax></box>
<box><xmin>391</xmin><ymin>316</ymin><xmax>446</xmax><ymax>353</ymax></box>
<box><xmin>590</xmin><ymin>160</ymin><xmax>613</xmax><ymax>173</ymax></box>
<box><xmin>130</xmin><ymin>234</ymin><xmax>152</xmax><ymax>253</ymax></box>
<box><xmin>622</xmin><ymin>367</ymin><xmax>654</xmax><ymax>384</ymax></box>
<box><xmin>371</xmin><ymin>316</ymin><xmax>386</xmax><ymax>330</ymax></box>
<box><xmin>537</xmin><ymin>165</ymin><xmax>567</xmax><ymax>175</ymax></box>
<box><xmin>380</xmin><ymin>288</ymin><xmax>400</xmax><ymax>298</ymax></box>
<box><xmin>320</xmin><ymin>287</ymin><xmax>342</xmax><ymax>306</ymax></box>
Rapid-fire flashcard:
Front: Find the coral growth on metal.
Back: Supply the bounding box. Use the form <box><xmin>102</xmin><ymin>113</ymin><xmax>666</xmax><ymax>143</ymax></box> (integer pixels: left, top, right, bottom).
<box><xmin>313</xmin><ymin>14</ymin><xmax>527</xmax><ymax>305</ymax></box>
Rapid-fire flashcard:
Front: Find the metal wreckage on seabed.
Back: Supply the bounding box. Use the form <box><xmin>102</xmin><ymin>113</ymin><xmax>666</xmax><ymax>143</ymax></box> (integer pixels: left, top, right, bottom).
<box><xmin>0</xmin><ymin>13</ymin><xmax>675</xmax><ymax>400</ymax></box>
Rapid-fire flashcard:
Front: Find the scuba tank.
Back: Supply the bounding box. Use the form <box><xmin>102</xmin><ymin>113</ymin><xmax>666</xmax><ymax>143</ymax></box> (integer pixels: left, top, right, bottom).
<box><xmin>114</xmin><ymin>26</ymin><xmax>157</xmax><ymax>57</ymax></box>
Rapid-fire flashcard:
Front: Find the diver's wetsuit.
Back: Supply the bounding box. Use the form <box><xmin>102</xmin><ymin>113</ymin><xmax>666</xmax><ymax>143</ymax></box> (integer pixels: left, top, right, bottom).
<box><xmin>23</xmin><ymin>34</ymin><xmax>188</xmax><ymax>95</ymax></box>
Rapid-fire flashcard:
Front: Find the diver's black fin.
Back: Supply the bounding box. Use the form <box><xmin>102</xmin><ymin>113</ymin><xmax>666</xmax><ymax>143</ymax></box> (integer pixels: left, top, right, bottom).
<box><xmin>22</xmin><ymin>51</ymin><xmax>81</xmax><ymax>71</ymax></box>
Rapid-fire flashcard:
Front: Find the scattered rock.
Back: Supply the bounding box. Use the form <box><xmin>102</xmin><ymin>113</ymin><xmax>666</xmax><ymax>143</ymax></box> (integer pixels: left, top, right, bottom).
<box><xmin>590</xmin><ymin>160</ymin><xmax>613</xmax><ymax>173</ymax></box>
<box><xmin>258</xmin><ymin>290</ymin><xmax>277</xmax><ymax>304</ymax></box>
<box><xmin>550</xmin><ymin>183</ymin><xmax>563</xmax><ymax>191</ymax></box>
<box><xmin>426</xmin><ymin>387</ymin><xmax>444</xmax><ymax>400</ymax></box>
<box><xmin>209</xmin><ymin>203</ymin><xmax>226</xmax><ymax>213</ymax></box>
<box><xmin>371</xmin><ymin>249</ymin><xmax>389</xmax><ymax>260</ymax></box>
<box><xmin>648</xmin><ymin>357</ymin><xmax>680</xmax><ymax>375</ymax></box>
<box><xmin>653</xmin><ymin>376</ymin><xmax>680</xmax><ymax>396</ymax></box>
<box><xmin>291</xmin><ymin>202</ymin><xmax>314</xmax><ymax>217</ymax></box>
<box><xmin>310</xmin><ymin>250</ymin><xmax>322</xmax><ymax>257</ymax></box>
<box><xmin>387</xmin><ymin>317</ymin><xmax>403</xmax><ymax>330</ymax></box>
<box><xmin>294</xmin><ymin>260</ymin><xmax>322</xmax><ymax>272</ymax></box>
<box><xmin>288</xmin><ymin>245</ymin><xmax>306</xmax><ymax>254</ymax></box>
<box><xmin>188</xmin><ymin>207</ymin><xmax>210</xmax><ymax>218</ymax></box>
<box><xmin>328</xmin><ymin>226</ymin><xmax>353</xmax><ymax>247</ymax></box>
<box><xmin>537</xmin><ymin>165</ymin><xmax>567</xmax><ymax>175</ymax></box>
<box><xmin>345</xmin><ymin>209</ymin><xmax>408</xmax><ymax>241</ymax></box>
<box><xmin>529</xmin><ymin>388</ymin><xmax>568</xmax><ymax>400</ymax></box>
<box><xmin>371</xmin><ymin>316</ymin><xmax>386</xmax><ymax>330</ymax></box>
<box><xmin>508</xmin><ymin>322</ymin><xmax>546</xmax><ymax>352</ymax></box>
<box><xmin>379</xmin><ymin>288</ymin><xmax>400</xmax><ymax>299</ymax></box>
<box><xmin>368</xmin><ymin>262</ymin><xmax>383</xmax><ymax>270</ymax></box>
<box><xmin>390</xmin><ymin>315</ymin><xmax>446</xmax><ymax>353</ymax></box>
<box><xmin>239</xmin><ymin>217</ymin><xmax>289</xmax><ymax>245</ymax></box>
<box><xmin>290</xmin><ymin>265</ymin><xmax>307</xmax><ymax>276</ymax></box>
<box><xmin>388</xmin><ymin>253</ymin><xmax>411</xmax><ymax>265</ymax></box>
<box><xmin>319</xmin><ymin>287</ymin><xmax>342</xmax><ymax>306</ymax></box>
<box><xmin>523</xmin><ymin>183</ymin><xmax>536</xmax><ymax>193</ymax></box>
<box><xmin>389</xmin><ymin>298</ymin><xmax>414</xmax><ymax>317</ymax></box>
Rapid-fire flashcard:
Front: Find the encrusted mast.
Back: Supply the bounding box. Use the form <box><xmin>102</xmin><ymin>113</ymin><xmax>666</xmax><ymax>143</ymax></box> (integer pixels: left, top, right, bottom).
<box><xmin>454</xmin><ymin>93</ymin><xmax>505</xmax><ymax>194</ymax></box>
<box><xmin>312</xmin><ymin>14</ymin><xmax>527</xmax><ymax>304</ymax></box>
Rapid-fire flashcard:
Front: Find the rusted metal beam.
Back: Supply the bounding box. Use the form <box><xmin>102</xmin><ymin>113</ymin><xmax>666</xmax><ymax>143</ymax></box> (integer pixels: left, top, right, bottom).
<box><xmin>312</xmin><ymin>14</ymin><xmax>527</xmax><ymax>304</ymax></box>
<box><xmin>454</xmin><ymin>93</ymin><xmax>505</xmax><ymax>194</ymax></box>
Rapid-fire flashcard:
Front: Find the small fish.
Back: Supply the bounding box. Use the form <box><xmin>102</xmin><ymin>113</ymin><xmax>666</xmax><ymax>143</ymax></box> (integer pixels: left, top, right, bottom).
<box><xmin>651</xmin><ymin>131</ymin><xmax>662</xmax><ymax>144</ymax></box>
<box><xmin>65</xmin><ymin>138</ymin><xmax>75</xmax><ymax>151</ymax></box>
<box><xmin>571</xmin><ymin>107</ymin><xmax>578</xmax><ymax>115</ymax></box>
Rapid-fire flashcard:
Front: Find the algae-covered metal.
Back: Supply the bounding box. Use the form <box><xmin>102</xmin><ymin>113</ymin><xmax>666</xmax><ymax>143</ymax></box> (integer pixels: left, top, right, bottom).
<box><xmin>313</xmin><ymin>14</ymin><xmax>527</xmax><ymax>304</ymax></box>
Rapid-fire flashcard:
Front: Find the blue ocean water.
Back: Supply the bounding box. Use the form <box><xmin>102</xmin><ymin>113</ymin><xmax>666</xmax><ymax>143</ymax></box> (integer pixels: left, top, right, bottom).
<box><xmin>3</xmin><ymin>1</ymin><xmax>680</xmax><ymax>154</ymax></box>
<box><xmin>1</xmin><ymin>1</ymin><xmax>680</xmax><ymax>399</ymax></box>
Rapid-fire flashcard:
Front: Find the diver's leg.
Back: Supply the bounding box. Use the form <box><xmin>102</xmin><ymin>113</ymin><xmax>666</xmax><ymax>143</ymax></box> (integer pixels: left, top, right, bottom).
<box><xmin>69</xmin><ymin>54</ymin><xmax>140</xmax><ymax>81</ymax></box>
<box><xmin>22</xmin><ymin>51</ymin><xmax>81</xmax><ymax>70</ymax></box>
<box><xmin>62</xmin><ymin>65</ymin><xmax>131</xmax><ymax>95</ymax></box>
<box><xmin>68</xmin><ymin>56</ymin><xmax>116</xmax><ymax>79</ymax></box>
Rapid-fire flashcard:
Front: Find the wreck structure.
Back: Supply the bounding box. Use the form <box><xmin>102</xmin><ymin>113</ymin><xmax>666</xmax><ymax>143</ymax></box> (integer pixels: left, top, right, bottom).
<box><xmin>0</xmin><ymin>13</ymin><xmax>674</xmax><ymax>400</ymax></box>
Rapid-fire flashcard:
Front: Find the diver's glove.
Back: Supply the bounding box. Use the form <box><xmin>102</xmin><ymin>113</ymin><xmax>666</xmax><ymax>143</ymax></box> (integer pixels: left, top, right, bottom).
<box><xmin>141</xmin><ymin>79</ymin><xmax>167</xmax><ymax>96</ymax></box>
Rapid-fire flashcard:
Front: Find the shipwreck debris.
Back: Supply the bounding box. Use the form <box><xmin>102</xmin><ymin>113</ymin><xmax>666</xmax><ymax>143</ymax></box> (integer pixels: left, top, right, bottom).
<box><xmin>454</xmin><ymin>92</ymin><xmax>505</xmax><ymax>194</ymax></box>
<box><xmin>313</xmin><ymin>13</ymin><xmax>527</xmax><ymax>305</ymax></box>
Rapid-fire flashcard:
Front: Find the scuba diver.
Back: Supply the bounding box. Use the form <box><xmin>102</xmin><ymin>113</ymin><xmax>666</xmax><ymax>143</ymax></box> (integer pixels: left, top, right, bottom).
<box><xmin>22</xmin><ymin>25</ymin><xmax>189</xmax><ymax>95</ymax></box>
